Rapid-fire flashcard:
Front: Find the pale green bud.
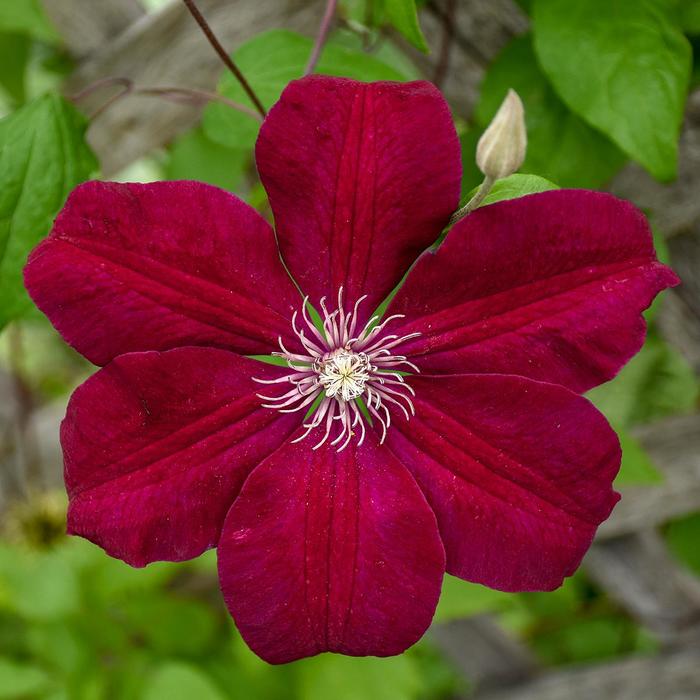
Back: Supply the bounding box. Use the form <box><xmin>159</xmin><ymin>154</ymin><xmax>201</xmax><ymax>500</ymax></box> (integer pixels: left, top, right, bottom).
<box><xmin>476</xmin><ymin>89</ymin><xmax>527</xmax><ymax>180</ymax></box>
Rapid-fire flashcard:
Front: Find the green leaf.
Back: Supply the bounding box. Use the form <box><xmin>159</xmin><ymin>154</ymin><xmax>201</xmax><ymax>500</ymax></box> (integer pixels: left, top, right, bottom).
<box><xmin>0</xmin><ymin>94</ymin><xmax>97</xmax><ymax>329</ymax></box>
<box><xmin>0</xmin><ymin>0</ymin><xmax>59</xmax><ymax>43</ymax></box>
<box><xmin>0</xmin><ymin>659</ymin><xmax>50</xmax><ymax>699</ymax></box>
<box><xmin>587</xmin><ymin>333</ymin><xmax>699</xmax><ymax>428</ymax></box>
<box><xmin>224</xmin><ymin>630</ymin><xmax>297</xmax><ymax>699</ymax></box>
<box><xmin>666</xmin><ymin>513</ymin><xmax>700</xmax><ymax>575</ymax></box>
<box><xmin>383</xmin><ymin>0</ymin><xmax>429</xmax><ymax>52</ymax></box>
<box><xmin>0</xmin><ymin>544</ymin><xmax>80</xmax><ymax>620</ymax></box>
<box><xmin>66</xmin><ymin>537</ymin><xmax>178</xmax><ymax>601</ymax></box>
<box><xmin>25</xmin><ymin>621</ymin><xmax>91</xmax><ymax>680</ymax></box>
<box><xmin>532</xmin><ymin>617</ymin><xmax>634</xmax><ymax>664</ymax></box>
<box><xmin>42</xmin><ymin>691</ymin><xmax>71</xmax><ymax>700</ymax></box>
<box><xmin>677</xmin><ymin>0</ymin><xmax>700</xmax><ymax>33</ymax></box>
<box><xmin>458</xmin><ymin>126</ymin><xmax>484</xmax><ymax>197</ymax></box>
<box><xmin>614</xmin><ymin>424</ymin><xmax>663</xmax><ymax>486</ymax></box>
<box><xmin>338</xmin><ymin>0</ymin><xmax>383</xmax><ymax>29</ymax></box>
<box><xmin>0</xmin><ymin>33</ymin><xmax>30</xmax><ymax>104</ymax></box>
<box><xmin>434</xmin><ymin>574</ymin><xmax>515</xmax><ymax>621</ymax></box>
<box><xmin>164</xmin><ymin>126</ymin><xmax>248</xmax><ymax>192</ymax></box>
<box><xmin>690</xmin><ymin>37</ymin><xmax>700</xmax><ymax>89</ymax></box>
<box><xmin>460</xmin><ymin>173</ymin><xmax>558</xmax><ymax>220</ymax></box>
<box><xmin>203</xmin><ymin>29</ymin><xmax>407</xmax><ymax>152</ymax></box>
<box><xmin>297</xmin><ymin>654</ymin><xmax>421</xmax><ymax>700</ymax></box>
<box><xmin>519</xmin><ymin>575</ymin><xmax>582</xmax><ymax>617</ymax></box>
<box><xmin>532</xmin><ymin>0</ymin><xmax>691</xmax><ymax>181</ymax></box>
<box><xmin>330</xmin><ymin>28</ymin><xmax>422</xmax><ymax>79</ymax></box>
<box><xmin>476</xmin><ymin>35</ymin><xmax>626</xmax><ymax>188</ymax></box>
<box><xmin>144</xmin><ymin>663</ymin><xmax>225</xmax><ymax>700</ymax></box>
<box><xmin>480</xmin><ymin>173</ymin><xmax>558</xmax><ymax>206</ymax></box>
<box><xmin>121</xmin><ymin>597</ymin><xmax>218</xmax><ymax>655</ymax></box>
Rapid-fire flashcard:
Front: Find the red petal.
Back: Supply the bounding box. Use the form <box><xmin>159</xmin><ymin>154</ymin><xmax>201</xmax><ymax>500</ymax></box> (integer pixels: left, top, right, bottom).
<box><xmin>385</xmin><ymin>374</ymin><xmax>620</xmax><ymax>591</ymax></box>
<box><xmin>389</xmin><ymin>190</ymin><xmax>678</xmax><ymax>392</ymax></box>
<box><xmin>63</xmin><ymin>348</ymin><xmax>298</xmax><ymax>567</ymax></box>
<box><xmin>25</xmin><ymin>181</ymin><xmax>301</xmax><ymax>366</ymax></box>
<box><xmin>217</xmin><ymin>434</ymin><xmax>445</xmax><ymax>663</ymax></box>
<box><xmin>256</xmin><ymin>76</ymin><xmax>461</xmax><ymax>321</ymax></box>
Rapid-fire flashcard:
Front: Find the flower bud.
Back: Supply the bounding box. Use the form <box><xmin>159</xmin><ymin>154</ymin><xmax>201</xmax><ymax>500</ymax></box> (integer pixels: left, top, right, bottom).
<box><xmin>476</xmin><ymin>89</ymin><xmax>527</xmax><ymax>180</ymax></box>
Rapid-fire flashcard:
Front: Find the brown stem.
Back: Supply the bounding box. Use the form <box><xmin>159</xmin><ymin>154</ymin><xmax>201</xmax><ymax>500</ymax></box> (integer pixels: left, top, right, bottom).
<box><xmin>182</xmin><ymin>0</ymin><xmax>266</xmax><ymax>118</ymax></box>
<box><xmin>71</xmin><ymin>76</ymin><xmax>134</xmax><ymax>120</ymax></box>
<box><xmin>137</xmin><ymin>87</ymin><xmax>263</xmax><ymax>121</ymax></box>
<box><xmin>426</xmin><ymin>0</ymin><xmax>488</xmax><ymax>67</ymax></box>
<box><xmin>305</xmin><ymin>0</ymin><xmax>338</xmax><ymax>75</ymax></box>
<box><xmin>72</xmin><ymin>78</ymin><xmax>261</xmax><ymax>122</ymax></box>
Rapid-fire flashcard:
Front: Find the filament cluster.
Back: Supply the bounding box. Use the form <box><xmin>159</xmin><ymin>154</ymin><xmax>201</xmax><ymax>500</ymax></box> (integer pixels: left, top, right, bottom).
<box><xmin>255</xmin><ymin>289</ymin><xmax>420</xmax><ymax>451</ymax></box>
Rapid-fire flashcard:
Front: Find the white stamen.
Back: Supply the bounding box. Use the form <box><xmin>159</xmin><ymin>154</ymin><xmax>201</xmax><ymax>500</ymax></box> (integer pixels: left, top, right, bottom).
<box><xmin>254</xmin><ymin>287</ymin><xmax>420</xmax><ymax>451</ymax></box>
<box><xmin>318</xmin><ymin>349</ymin><xmax>371</xmax><ymax>401</ymax></box>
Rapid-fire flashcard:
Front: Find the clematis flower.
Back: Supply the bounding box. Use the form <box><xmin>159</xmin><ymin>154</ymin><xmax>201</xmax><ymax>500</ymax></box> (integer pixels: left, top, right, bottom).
<box><xmin>24</xmin><ymin>76</ymin><xmax>677</xmax><ymax>664</ymax></box>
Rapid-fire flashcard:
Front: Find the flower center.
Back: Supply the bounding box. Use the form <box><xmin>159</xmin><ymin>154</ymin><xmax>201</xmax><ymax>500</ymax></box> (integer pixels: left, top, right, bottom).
<box><xmin>318</xmin><ymin>349</ymin><xmax>371</xmax><ymax>401</ymax></box>
<box><xmin>255</xmin><ymin>288</ymin><xmax>420</xmax><ymax>452</ymax></box>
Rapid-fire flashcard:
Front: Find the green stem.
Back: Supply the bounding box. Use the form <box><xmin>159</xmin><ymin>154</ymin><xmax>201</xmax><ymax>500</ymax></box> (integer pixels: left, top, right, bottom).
<box><xmin>448</xmin><ymin>174</ymin><xmax>495</xmax><ymax>226</ymax></box>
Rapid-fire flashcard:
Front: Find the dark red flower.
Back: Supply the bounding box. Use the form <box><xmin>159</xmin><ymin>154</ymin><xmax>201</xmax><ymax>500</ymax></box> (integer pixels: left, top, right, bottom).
<box><xmin>24</xmin><ymin>76</ymin><xmax>677</xmax><ymax>663</ymax></box>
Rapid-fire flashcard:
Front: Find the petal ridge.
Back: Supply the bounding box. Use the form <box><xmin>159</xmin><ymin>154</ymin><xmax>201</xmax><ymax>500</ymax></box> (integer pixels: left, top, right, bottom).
<box><xmin>389</xmin><ymin>189</ymin><xmax>679</xmax><ymax>391</ymax></box>
<box><xmin>217</xmin><ymin>433</ymin><xmax>445</xmax><ymax>663</ymax></box>
<box><xmin>25</xmin><ymin>180</ymin><xmax>302</xmax><ymax>365</ymax></box>
<box><xmin>63</xmin><ymin>347</ymin><xmax>298</xmax><ymax>567</ymax></box>
<box><xmin>256</xmin><ymin>75</ymin><xmax>461</xmax><ymax>320</ymax></box>
<box><xmin>383</xmin><ymin>373</ymin><xmax>621</xmax><ymax>591</ymax></box>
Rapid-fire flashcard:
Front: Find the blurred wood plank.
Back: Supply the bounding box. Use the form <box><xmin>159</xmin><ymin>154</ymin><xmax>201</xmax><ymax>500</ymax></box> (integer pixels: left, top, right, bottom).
<box><xmin>0</xmin><ymin>369</ymin><xmax>25</xmax><ymax>510</ymax></box>
<box><xmin>658</xmin><ymin>290</ymin><xmax>700</xmax><ymax>375</ymax></box>
<box><xmin>41</xmin><ymin>0</ymin><xmax>146</xmax><ymax>58</ymax></box>
<box><xmin>598</xmin><ymin>414</ymin><xmax>700</xmax><ymax>539</ymax></box>
<box><xmin>612</xmin><ymin>91</ymin><xmax>700</xmax><ymax>239</ymax></box>
<box><xmin>476</xmin><ymin>640</ymin><xmax>700</xmax><ymax>700</ymax></box>
<box><xmin>661</xmin><ymin>231</ymin><xmax>700</xmax><ymax>374</ymax></box>
<box><xmin>48</xmin><ymin>0</ymin><xmax>528</xmax><ymax>174</ymax></box>
<box><xmin>613</xmin><ymin>90</ymin><xmax>700</xmax><ymax>373</ymax></box>
<box><xmin>585</xmin><ymin>531</ymin><xmax>700</xmax><ymax>642</ymax></box>
<box><xmin>431</xmin><ymin>616</ymin><xmax>538</xmax><ymax>691</ymax></box>
<box><xmin>0</xmin><ymin>371</ymin><xmax>65</xmax><ymax>513</ymax></box>
<box><xmin>401</xmin><ymin>0</ymin><xmax>528</xmax><ymax>116</ymax></box>
<box><xmin>62</xmin><ymin>0</ymin><xmax>324</xmax><ymax>174</ymax></box>
<box><xmin>432</xmin><ymin>413</ymin><xmax>700</xmax><ymax>695</ymax></box>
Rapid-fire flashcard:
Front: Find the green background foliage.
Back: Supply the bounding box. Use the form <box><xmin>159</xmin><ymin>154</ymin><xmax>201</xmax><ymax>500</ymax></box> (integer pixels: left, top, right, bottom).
<box><xmin>532</xmin><ymin>0</ymin><xmax>691</xmax><ymax>181</ymax></box>
<box><xmin>475</xmin><ymin>36</ymin><xmax>627</xmax><ymax>188</ymax></box>
<box><xmin>203</xmin><ymin>29</ymin><xmax>414</xmax><ymax>153</ymax></box>
<box><xmin>0</xmin><ymin>95</ymin><xmax>96</xmax><ymax>329</ymax></box>
<box><xmin>1</xmin><ymin>0</ymin><xmax>699</xmax><ymax>697</ymax></box>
